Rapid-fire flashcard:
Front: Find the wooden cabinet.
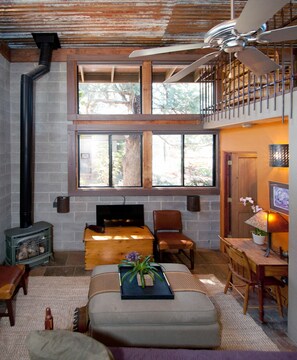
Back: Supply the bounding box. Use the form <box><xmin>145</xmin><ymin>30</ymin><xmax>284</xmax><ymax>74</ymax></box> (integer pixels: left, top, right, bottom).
<box><xmin>84</xmin><ymin>226</ymin><xmax>154</xmax><ymax>270</ymax></box>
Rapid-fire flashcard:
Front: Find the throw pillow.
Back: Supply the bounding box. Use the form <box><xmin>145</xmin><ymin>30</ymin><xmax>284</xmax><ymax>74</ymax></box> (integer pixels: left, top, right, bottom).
<box><xmin>26</xmin><ymin>330</ymin><xmax>114</xmax><ymax>360</ymax></box>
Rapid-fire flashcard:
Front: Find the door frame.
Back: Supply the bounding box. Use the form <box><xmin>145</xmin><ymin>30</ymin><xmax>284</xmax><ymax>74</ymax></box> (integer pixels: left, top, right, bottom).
<box><xmin>220</xmin><ymin>151</ymin><xmax>257</xmax><ymax>249</ymax></box>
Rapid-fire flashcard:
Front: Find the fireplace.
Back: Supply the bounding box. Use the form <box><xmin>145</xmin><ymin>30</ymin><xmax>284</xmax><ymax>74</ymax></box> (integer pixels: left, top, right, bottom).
<box><xmin>5</xmin><ymin>221</ymin><xmax>53</xmax><ymax>267</ymax></box>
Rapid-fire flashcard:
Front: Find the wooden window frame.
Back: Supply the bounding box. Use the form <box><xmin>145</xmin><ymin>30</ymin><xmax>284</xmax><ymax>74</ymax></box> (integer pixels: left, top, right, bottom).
<box><xmin>67</xmin><ymin>56</ymin><xmax>220</xmax><ymax>196</ymax></box>
<box><xmin>68</xmin><ymin>124</ymin><xmax>219</xmax><ymax>196</ymax></box>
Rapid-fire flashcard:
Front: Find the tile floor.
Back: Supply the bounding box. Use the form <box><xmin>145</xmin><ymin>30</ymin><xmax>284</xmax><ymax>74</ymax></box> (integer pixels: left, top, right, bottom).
<box><xmin>29</xmin><ymin>249</ymin><xmax>297</xmax><ymax>352</ymax></box>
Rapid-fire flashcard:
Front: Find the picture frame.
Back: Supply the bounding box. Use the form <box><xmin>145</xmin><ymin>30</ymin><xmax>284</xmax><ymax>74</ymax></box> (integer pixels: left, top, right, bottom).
<box><xmin>269</xmin><ymin>181</ymin><xmax>289</xmax><ymax>215</ymax></box>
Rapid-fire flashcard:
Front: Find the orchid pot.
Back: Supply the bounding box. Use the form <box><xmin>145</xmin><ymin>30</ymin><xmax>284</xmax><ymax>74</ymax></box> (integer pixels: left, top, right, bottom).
<box><xmin>252</xmin><ymin>232</ymin><xmax>266</xmax><ymax>245</ymax></box>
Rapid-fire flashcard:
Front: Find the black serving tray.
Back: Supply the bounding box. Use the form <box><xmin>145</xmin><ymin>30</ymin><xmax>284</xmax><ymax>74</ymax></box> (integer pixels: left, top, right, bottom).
<box><xmin>118</xmin><ymin>265</ymin><xmax>174</xmax><ymax>300</ymax></box>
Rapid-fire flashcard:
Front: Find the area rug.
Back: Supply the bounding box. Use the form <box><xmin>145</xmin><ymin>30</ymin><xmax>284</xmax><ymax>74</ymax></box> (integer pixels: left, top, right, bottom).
<box><xmin>0</xmin><ymin>274</ymin><xmax>279</xmax><ymax>360</ymax></box>
<box><xmin>194</xmin><ymin>274</ymin><xmax>280</xmax><ymax>351</ymax></box>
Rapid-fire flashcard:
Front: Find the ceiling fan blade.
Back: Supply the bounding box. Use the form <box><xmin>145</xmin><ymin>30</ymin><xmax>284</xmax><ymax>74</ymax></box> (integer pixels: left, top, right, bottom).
<box><xmin>257</xmin><ymin>25</ymin><xmax>297</xmax><ymax>43</ymax></box>
<box><xmin>235</xmin><ymin>47</ymin><xmax>280</xmax><ymax>76</ymax></box>
<box><xmin>129</xmin><ymin>43</ymin><xmax>206</xmax><ymax>58</ymax></box>
<box><xmin>164</xmin><ymin>51</ymin><xmax>220</xmax><ymax>83</ymax></box>
<box><xmin>235</xmin><ymin>0</ymin><xmax>289</xmax><ymax>34</ymax></box>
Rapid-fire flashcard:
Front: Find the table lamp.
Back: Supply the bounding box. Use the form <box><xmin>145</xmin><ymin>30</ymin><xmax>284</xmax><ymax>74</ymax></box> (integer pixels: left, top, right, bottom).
<box><xmin>245</xmin><ymin>210</ymin><xmax>288</xmax><ymax>257</ymax></box>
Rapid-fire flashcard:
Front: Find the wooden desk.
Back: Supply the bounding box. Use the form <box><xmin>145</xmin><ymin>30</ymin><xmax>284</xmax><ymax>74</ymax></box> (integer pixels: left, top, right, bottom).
<box><xmin>84</xmin><ymin>226</ymin><xmax>154</xmax><ymax>270</ymax></box>
<box><xmin>225</xmin><ymin>238</ymin><xmax>288</xmax><ymax>322</ymax></box>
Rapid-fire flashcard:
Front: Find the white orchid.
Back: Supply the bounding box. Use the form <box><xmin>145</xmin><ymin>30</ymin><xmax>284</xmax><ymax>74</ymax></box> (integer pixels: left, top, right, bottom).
<box><xmin>240</xmin><ymin>197</ymin><xmax>262</xmax><ymax>213</ymax></box>
<box><xmin>251</xmin><ymin>204</ymin><xmax>263</xmax><ymax>213</ymax></box>
<box><xmin>240</xmin><ymin>197</ymin><xmax>266</xmax><ymax>236</ymax></box>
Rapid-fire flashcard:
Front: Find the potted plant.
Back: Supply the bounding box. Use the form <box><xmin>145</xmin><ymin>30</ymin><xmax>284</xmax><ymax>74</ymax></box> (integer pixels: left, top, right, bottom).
<box><xmin>251</xmin><ymin>226</ymin><xmax>267</xmax><ymax>245</ymax></box>
<box><xmin>119</xmin><ymin>251</ymin><xmax>163</xmax><ymax>288</ymax></box>
<box><xmin>240</xmin><ymin>197</ymin><xmax>268</xmax><ymax>245</ymax></box>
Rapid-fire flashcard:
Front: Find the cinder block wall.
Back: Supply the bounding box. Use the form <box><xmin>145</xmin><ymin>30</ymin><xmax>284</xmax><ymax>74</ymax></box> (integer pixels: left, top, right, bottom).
<box><xmin>8</xmin><ymin>61</ymin><xmax>220</xmax><ymax>254</ymax></box>
<box><xmin>0</xmin><ymin>55</ymin><xmax>11</xmax><ymax>263</ymax></box>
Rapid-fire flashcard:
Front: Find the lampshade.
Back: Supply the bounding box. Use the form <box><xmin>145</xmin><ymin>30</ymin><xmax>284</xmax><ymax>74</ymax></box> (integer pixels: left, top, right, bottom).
<box><xmin>245</xmin><ymin>210</ymin><xmax>288</xmax><ymax>233</ymax></box>
<box><xmin>269</xmin><ymin>144</ymin><xmax>289</xmax><ymax>167</ymax></box>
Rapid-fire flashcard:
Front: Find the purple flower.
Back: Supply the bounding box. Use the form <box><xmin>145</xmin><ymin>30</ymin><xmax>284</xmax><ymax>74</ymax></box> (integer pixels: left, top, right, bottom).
<box><xmin>125</xmin><ymin>251</ymin><xmax>140</xmax><ymax>262</ymax></box>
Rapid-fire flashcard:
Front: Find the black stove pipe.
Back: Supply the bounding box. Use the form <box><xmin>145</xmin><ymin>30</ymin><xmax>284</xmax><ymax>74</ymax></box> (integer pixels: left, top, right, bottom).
<box><xmin>20</xmin><ymin>33</ymin><xmax>60</xmax><ymax>228</ymax></box>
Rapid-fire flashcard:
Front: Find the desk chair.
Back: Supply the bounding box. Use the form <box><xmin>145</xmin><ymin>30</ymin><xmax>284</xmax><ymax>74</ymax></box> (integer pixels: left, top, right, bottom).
<box><xmin>219</xmin><ymin>236</ymin><xmax>232</xmax><ymax>253</ymax></box>
<box><xmin>153</xmin><ymin>210</ymin><xmax>196</xmax><ymax>270</ymax></box>
<box><xmin>224</xmin><ymin>244</ymin><xmax>283</xmax><ymax>316</ymax></box>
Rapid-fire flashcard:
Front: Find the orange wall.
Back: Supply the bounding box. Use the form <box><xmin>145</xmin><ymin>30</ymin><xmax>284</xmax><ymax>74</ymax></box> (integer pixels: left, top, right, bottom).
<box><xmin>220</xmin><ymin>120</ymin><xmax>289</xmax><ymax>250</ymax></box>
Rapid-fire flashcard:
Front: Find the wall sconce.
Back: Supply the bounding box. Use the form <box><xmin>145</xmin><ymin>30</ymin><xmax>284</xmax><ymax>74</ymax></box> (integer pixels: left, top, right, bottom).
<box><xmin>53</xmin><ymin>196</ymin><xmax>70</xmax><ymax>213</ymax></box>
<box><xmin>269</xmin><ymin>144</ymin><xmax>289</xmax><ymax>167</ymax></box>
<box><xmin>187</xmin><ymin>196</ymin><xmax>200</xmax><ymax>212</ymax></box>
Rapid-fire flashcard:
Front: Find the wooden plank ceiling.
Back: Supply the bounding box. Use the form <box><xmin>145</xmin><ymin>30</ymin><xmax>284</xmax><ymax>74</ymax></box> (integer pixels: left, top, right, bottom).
<box><xmin>1</xmin><ymin>0</ymin><xmax>296</xmax><ymax>50</ymax></box>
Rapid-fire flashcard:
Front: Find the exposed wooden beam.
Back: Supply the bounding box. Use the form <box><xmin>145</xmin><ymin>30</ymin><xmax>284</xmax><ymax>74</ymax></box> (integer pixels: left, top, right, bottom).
<box><xmin>165</xmin><ymin>67</ymin><xmax>177</xmax><ymax>80</ymax></box>
<box><xmin>9</xmin><ymin>47</ymin><xmax>213</xmax><ymax>63</ymax></box>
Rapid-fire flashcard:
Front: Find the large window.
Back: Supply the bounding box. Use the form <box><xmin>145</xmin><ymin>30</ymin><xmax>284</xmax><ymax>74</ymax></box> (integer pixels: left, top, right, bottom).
<box><xmin>69</xmin><ymin>127</ymin><xmax>218</xmax><ymax>195</ymax></box>
<box><xmin>152</xmin><ymin>134</ymin><xmax>215</xmax><ymax>187</ymax></box>
<box><xmin>67</xmin><ymin>57</ymin><xmax>219</xmax><ymax>196</ymax></box>
<box><xmin>78</xmin><ymin>133</ymin><xmax>142</xmax><ymax>188</ymax></box>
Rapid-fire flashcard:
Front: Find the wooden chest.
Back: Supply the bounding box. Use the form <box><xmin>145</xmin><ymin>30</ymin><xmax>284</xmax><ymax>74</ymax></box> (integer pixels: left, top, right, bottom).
<box><xmin>84</xmin><ymin>226</ymin><xmax>154</xmax><ymax>270</ymax></box>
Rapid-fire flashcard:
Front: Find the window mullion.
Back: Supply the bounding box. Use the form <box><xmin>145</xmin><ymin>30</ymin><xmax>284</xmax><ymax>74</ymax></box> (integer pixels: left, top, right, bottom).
<box><xmin>143</xmin><ymin>131</ymin><xmax>152</xmax><ymax>188</ymax></box>
<box><xmin>142</xmin><ymin>61</ymin><xmax>152</xmax><ymax>114</ymax></box>
<box><xmin>109</xmin><ymin>134</ymin><xmax>113</xmax><ymax>187</ymax></box>
<box><xmin>181</xmin><ymin>135</ymin><xmax>185</xmax><ymax>186</ymax></box>
<box><xmin>77</xmin><ymin>134</ymin><xmax>81</xmax><ymax>187</ymax></box>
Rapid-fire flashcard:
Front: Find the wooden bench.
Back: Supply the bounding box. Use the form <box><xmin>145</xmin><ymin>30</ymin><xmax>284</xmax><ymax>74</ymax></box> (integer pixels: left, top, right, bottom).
<box><xmin>0</xmin><ymin>264</ymin><xmax>27</xmax><ymax>326</ymax></box>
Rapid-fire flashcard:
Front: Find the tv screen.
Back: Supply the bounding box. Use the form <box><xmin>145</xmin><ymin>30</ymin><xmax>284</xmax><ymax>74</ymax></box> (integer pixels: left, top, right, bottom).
<box><xmin>96</xmin><ymin>204</ymin><xmax>144</xmax><ymax>227</ymax></box>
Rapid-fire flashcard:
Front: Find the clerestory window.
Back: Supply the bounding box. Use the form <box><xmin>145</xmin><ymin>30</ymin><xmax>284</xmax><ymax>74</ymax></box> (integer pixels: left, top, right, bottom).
<box><xmin>78</xmin><ymin>64</ymin><xmax>141</xmax><ymax>115</ymax></box>
<box><xmin>152</xmin><ymin>64</ymin><xmax>214</xmax><ymax>115</ymax></box>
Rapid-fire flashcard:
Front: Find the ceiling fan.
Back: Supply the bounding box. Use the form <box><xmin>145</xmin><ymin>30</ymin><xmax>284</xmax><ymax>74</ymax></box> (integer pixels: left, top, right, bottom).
<box><xmin>129</xmin><ymin>0</ymin><xmax>297</xmax><ymax>82</ymax></box>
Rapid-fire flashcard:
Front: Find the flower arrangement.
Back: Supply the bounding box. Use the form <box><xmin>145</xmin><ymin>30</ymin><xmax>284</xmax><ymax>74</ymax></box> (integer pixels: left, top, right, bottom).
<box><xmin>240</xmin><ymin>197</ymin><xmax>267</xmax><ymax>236</ymax></box>
<box><xmin>119</xmin><ymin>251</ymin><xmax>163</xmax><ymax>288</ymax></box>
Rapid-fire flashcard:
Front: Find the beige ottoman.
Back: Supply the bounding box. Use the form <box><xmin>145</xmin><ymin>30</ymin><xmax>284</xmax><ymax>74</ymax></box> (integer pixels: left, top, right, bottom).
<box><xmin>88</xmin><ymin>263</ymin><xmax>221</xmax><ymax>348</ymax></box>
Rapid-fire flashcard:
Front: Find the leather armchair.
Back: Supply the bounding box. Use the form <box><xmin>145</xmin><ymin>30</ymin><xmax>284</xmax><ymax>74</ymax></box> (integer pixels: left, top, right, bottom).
<box><xmin>153</xmin><ymin>210</ymin><xmax>196</xmax><ymax>270</ymax></box>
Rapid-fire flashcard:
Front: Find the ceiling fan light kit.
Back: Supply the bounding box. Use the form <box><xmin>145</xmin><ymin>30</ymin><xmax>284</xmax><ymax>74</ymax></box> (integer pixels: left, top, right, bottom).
<box><xmin>130</xmin><ymin>0</ymin><xmax>297</xmax><ymax>82</ymax></box>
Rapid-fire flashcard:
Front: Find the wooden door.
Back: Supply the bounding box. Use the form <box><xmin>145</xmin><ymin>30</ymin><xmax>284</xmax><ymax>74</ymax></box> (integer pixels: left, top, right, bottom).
<box><xmin>224</xmin><ymin>152</ymin><xmax>257</xmax><ymax>237</ymax></box>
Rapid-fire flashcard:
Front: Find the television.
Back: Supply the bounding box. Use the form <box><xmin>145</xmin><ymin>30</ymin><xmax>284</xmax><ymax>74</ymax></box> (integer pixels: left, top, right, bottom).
<box><xmin>96</xmin><ymin>204</ymin><xmax>144</xmax><ymax>228</ymax></box>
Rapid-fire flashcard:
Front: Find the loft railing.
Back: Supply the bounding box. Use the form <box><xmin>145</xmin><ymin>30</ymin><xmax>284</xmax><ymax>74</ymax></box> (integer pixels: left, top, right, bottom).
<box><xmin>201</xmin><ymin>45</ymin><xmax>297</xmax><ymax>123</ymax></box>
